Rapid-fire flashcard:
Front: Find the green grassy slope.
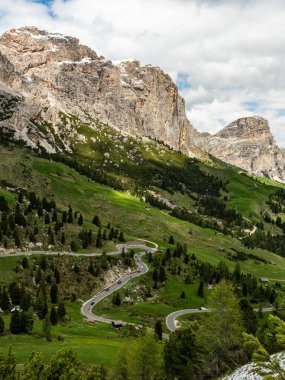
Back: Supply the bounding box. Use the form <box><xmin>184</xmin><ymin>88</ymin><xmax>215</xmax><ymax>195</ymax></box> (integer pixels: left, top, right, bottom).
<box><xmin>0</xmin><ymin>146</ymin><xmax>284</xmax><ymax>279</ymax></box>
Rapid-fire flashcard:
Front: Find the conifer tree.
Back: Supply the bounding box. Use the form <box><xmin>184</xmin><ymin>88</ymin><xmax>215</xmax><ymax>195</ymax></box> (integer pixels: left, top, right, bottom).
<box><xmin>42</xmin><ymin>314</ymin><xmax>52</xmax><ymax>341</ymax></box>
<box><xmin>197</xmin><ymin>280</ymin><xmax>204</xmax><ymax>297</ymax></box>
<box><xmin>154</xmin><ymin>320</ymin><xmax>163</xmax><ymax>340</ymax></box>
<box><xmin>50</xmin><ymin>306</ymin><xmax>58</xmax><ymax>326</ymax></box>
<box><xmin>50</xmin><ymin>283</ymin><xmax>58</xmax><ymax>304</ymax></box>
<box><xmin>78</xmin><ymin>214</ymin><xmax>83</xmax><ymax>226</ymax></box>
<box><xmin>0</xmin><ymin>315</ymin><xmax>4</xmax><ymax>334</ymax></box>
<box><xmin>57</xmin><ymin>302</ymin><xmax>66</xmax><ymax>320</ymax></box>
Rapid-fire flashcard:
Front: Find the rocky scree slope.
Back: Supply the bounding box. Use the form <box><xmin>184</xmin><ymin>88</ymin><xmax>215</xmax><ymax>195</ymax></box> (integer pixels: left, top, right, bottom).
<box><xmin>0</xmin><ymin>26</ymin><xmax>284</xmax><ymax>181</ymax></box>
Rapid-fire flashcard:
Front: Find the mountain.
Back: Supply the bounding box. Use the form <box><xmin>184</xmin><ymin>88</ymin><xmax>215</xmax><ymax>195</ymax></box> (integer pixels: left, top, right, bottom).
<box><xmin>196</xmin><ymin>116</ymin><xmax>285</xmax><ymax>182</ymax></box>
<box><xmin>0</xmin><ymin>26</ymin><xmax>197</xmax><ymax>157</ymax></box>
<box><xmin>0</xmin><ymin>26</ymin><xmax>284</xmax><ymax>181</ymax></box>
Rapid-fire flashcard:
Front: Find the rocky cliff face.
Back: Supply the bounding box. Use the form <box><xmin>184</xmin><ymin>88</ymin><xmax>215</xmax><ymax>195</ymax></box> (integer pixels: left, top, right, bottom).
<box><xmin>196</xmin><ymin>117</ymin><xmax>285</xmax><ymax>182</ymax></box>
<box><xmin>0</xmin><ymin>26</ymin><xmax>284</xmax><ymax>182</ymax></box>
<box><xmin>0</xmin><ymin>26</ymin><xmax>195</xmax><ymax>156</ymax></box>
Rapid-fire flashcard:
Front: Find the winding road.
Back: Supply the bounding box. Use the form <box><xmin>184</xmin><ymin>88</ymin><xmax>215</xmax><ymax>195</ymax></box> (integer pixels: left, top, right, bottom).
<box><xmin>166</xmin><ymin>306</ymin><xmax>275</xmax><ymax>332</ymax></box>
<box><xmin>81</xmin><ymin>247</ymin><xmax>154</xmax><ymax>324</ymax></box>
<box><xmin>0</xmin><ymin>241</ymin><xmax>276</xmax><ymax>334</ymax></box>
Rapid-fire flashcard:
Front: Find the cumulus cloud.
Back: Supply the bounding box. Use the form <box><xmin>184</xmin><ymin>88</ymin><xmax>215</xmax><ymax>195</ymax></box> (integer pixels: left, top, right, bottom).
<box><xmin>0</xmin><ymin>0</ymin><xmax>285</xmax><ymax>146</ymax></box>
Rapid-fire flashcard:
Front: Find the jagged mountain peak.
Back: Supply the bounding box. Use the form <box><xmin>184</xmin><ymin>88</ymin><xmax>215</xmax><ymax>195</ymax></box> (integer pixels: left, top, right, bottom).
<box><xmin>0</xmin><ymin>26</ymin><xmax>198</xmax><ymax>158</ymax></box>
<box><xmin>195</xmin><ymin>116</ymin><xmax>285</xmax><ymax>182</ymax></box>
<box><xmin>0</xmin><ymin>26</ymin><xmax>284</xmax><ymax>182</ymax></box>
<box><xmin>216</xmin><ymin>116</ymin><xmax>272</xmax><ymax>140</ymax></box>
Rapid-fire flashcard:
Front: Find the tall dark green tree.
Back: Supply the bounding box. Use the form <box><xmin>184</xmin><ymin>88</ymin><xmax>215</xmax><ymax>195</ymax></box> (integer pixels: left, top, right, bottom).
<box><xmin>57</xmin><ymin>302</ymin><xmax>66</xmax><ymax>320</ymax></box>
<box><xmin>239</xmin><ymin>298</ymin><xmax>257</xmax><ymax>334</ymax></box>
<box><xmin>164</xmin><ymin>323</ymin><xmax>199</xmax><ymax>380</ymax></box>
<box><xmin>197</xmin><ymin>280</ymin><xmax>204</xmax><ymax>298</ymax></box>
<box><xmin>78</xmin><ymin>213</ymin><xmax>83</xmax><ymax>226</ymax></box>
<box><xmin>10</xmin><ymin>311</ymin><xmax>22</xmax><ymax>334</ymax></box>
<box><xmin>50</xmin><ymin>283</ymin><xmax>58</xmax><ymax>304</ymax></box>
<box><xmin>154</xmin><ymin>319</ymin><xmax>163</xmax><ymax>340</ymax></box>
<box><xmin>50</xmin><ymin>306</ymin><xmax>58</xmax><ymax>326</ymax></box>
<box><xmin>0</xmin><ymin>315</ymin><xmax>4</xmax><ymax>334</ymax></box>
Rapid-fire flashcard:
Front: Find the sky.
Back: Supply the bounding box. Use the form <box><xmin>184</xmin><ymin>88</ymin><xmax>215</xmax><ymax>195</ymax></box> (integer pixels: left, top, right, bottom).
<box><xmin>1</xmin><ymin>0</ymin><xmax>285</xmax><ymax>147</ymax></box>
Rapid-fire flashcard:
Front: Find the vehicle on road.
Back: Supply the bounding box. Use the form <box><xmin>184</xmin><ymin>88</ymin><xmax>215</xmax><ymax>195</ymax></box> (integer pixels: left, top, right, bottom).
<box><xmin>105</xmin><ymin>288</ymin><xmax>110</xmax><ymax>291</ymax></box>
<box><xmin>199</xmin><ymin>307</ymin><xmax>208</xmax><ymax>311</ymax></box>
<box><xmin>117</xmin><ymin>280</ymin><xmax>122</xmax><ymax>284</ymax></box>
<box><xmin>91</xmin><ymin>302</ymin><xmax>94</xmax><ymax>305</ymax></box>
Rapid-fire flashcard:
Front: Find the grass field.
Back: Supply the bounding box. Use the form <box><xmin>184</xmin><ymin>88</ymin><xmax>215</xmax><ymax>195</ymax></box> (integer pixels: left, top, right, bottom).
<box><xmin>0</xmin><ymin>301</ymin><xmax>132</xmax><ymax>370</ymax></box>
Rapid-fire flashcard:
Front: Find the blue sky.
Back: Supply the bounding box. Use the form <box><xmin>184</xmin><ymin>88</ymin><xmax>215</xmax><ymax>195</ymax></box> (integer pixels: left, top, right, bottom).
<box><xmin>0</xmin><ymin>0</ymin><xmax>285</xmax><ymax>146</ymax></box>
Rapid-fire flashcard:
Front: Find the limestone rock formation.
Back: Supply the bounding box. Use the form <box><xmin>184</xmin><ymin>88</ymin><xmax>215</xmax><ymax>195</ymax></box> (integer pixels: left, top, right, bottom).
<box><xmin>0</xmin><ymin>26</ymin><xmax>284</xmax><ymax>182</ymax></box>
<box><xmin>0</xmin><ymin>26</ymin><xmax>196</xmax><ymax>156</ymax></box>
<box><xmin>196</xmin><ymin>117</ymin><xmax>285</xmax><ymax>182</ymax></box>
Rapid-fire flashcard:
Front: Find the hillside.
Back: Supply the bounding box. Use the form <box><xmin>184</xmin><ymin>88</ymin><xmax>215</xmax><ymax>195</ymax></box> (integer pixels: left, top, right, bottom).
<box><xmin>1</xmin><ymin>26</ymin><xmax>285</xmax><ymax>380</ymax></box>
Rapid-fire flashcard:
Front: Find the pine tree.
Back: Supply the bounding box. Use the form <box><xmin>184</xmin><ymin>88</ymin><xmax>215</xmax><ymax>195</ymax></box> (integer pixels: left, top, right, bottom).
<box><xmin>0</xmin><ymin>347</ymin><xmax>16</xmax><ymax>379</ymax></box>
<box><xmin>54</xmin><ymin>267</ymin><xmax>61</xmax><ymax>284</ymax></box>
<box><xmin>112</xmin><ymin>292</ymin><xmax>121</xmax><ymax>306</ymax></box>
<box><xmin>52</xmin><ymin>211</ymin><xmax>58</xmax><ymax>222</ymax></box>
<box><xmin>13</xmin><ymin>229</ymin><xmax>21</xmax><ymax>248</ymax></box>
<box><xmin>44</xmin><ymin>213</ymin><xmax>50</xmax><ymax>224</ymax></box>
<box><xmin>10</xmin><ymin>310</ymin><xmax>22</xmax><ymax>334</ymax></box>
<box><xmin>159</xmin><ymin>266</ymin><xmax>166</xmax><ymax>282</ymax></box>
<box><xmin>1</xmin><ymin>288</ymin><xmax>10</xmax><ymax>311</ymax></box>
<box><xmin>0</xmin><ymin>315</ymin><xmax>4</xmax><ymax>334</ymax></box>
<box><xmin>34</xmin><ymin>288</ymin><xmax>48</xmax><ymax>320</ymax></box>
<box><xmin>42</xmin><ymin>314</ymin><xmax>52</xmax><ymax>341</ymax></box>
<box><xmin>50</xmin><ymin>306</ymin><xmax>58</xmax><ymax>326</ymax></box>
<box><xmin>239</xmin><ymin>298</ymin><xmax>258</xmax><ymax>334</ymax></box>
<box><xmin>60</xmin><ymin>232</ymin><xmax>65</xmax><ymax>245</ymax></box>
<box><xmin>152</xmin><ymin>268</ymin><xmax>158</xmax><ymax>282</ymax></box>
<box><xmin>197</xmin><ymin>280</ymin><xmax>204</xmax><ymax>297</ymax></box>
<box><xmin>62</xmin><ymin>211</ymin><xmax>67</xmax><ymax>223</ymax></box>
<box><xmin>154</xmin><ymin>319</ymin><xmax>163</xmax><ymax>340</ymax></box>
<box><xmin>118</xmin><ymin>231</ymin><xmax>125</xmax><ymax>242</ymax></box>
<box><xmin>19</xmin><ymin>352</ymin><xmax>45</xmax><ymax>380</ymax></box>
<box><xmin>50</xmin><ymin>283</ymin><xmax>58</xmax><ymax>304</ymax></box>
<box><xmin>68</xmin><ymin>206</ymin><xmax>73</xmax><ymax>223</ymax></box>
<box><xmin>78</xmin><ymin>214</ymin><xmax>83</xmax><ymax>226</ymax></box>
<box><xmin>197</xmin><ymin>280</ymin><xmax>243</xmax><ymax>377</ymax></box>
<box><xmin>57</xmin><ymin>302</ymin><xmax>66</xmax><ymax>320</ymax></box>
<box><xmin>168</xmin><ymin>235</ymin><xmax>175</xmax><ymax>244</ymax></box>
<box><xmin>92</xmin><ymin>215</ymin><xmax>101</xmax><ymax>227</ymax></box>
<box><xmin>21</xmin><ymin>311</ymin><xmax>34</xmax><ymax>333</ymax></box>
<box><xmin>29</xmin><ymin>231</ymin><xmax>36</xmax><ymax>243</ymax></box>
<box><xmin>18</xmin><ymin>192</ymin><xmax>24</xmax><ymax>203</ymax></box>
<box><xmin>181</xmin><ymin>291</ymin><xmax>186</xmax><ymax>299</ymax></box>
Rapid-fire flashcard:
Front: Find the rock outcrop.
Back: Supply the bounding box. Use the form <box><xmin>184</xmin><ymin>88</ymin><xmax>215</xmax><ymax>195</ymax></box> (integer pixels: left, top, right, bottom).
<box><xmin>196</xmin><ymin>116</ymin><xmax>285</xmax><ymax>182</ymax></box>
<box><xmin>0</xmin><ymin>26</ymin><xmax>284</xmax><ymax>181</ymax></box>
<box><xmin>0</xmin><ymin>26</ymin><xmax>196</xmax><ymax>156</ymax></box>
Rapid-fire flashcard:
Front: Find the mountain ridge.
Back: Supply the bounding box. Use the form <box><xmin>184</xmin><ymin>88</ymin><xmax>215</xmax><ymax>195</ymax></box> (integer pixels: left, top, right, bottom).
<box><xmin>0</xmin><ymin>26</ymin><xmax>284</xmax><ymax>181</ymax></box>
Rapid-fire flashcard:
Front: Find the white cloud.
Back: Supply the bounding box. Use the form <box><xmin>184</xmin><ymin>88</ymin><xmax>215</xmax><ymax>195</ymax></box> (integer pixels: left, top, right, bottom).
<box><xmin>0</xmin><ymin>0</ymin><xmax>285</xmax><ymax>146</ymax></box>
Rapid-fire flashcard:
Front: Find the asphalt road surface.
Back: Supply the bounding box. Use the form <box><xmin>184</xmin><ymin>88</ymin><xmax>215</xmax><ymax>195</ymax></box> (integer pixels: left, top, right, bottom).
<box><xmin>81</xmin><ymin>249</ymin><xmax>151</xmax><ymax>324</ymax></box>
<box><xmin>0</xmin><ymin>242</ymin><xmax>275</xmax><ymax>335</ymax></box>
<box><xmin>166</xmin><ymin>306</ymin><xmax>275</xmax><ymax>332</ymax></box>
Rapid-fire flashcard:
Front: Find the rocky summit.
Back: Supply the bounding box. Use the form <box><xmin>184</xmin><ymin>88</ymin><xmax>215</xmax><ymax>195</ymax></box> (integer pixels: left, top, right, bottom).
<box><xmin>196</xmin><ymin>116</ymin><xmax>285</xmax><ymax>182</ymax></box>
<box><xmin>0</xmin><ymin>26</ymin><xmax>284</xmax><ymax>181</ymax></box>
